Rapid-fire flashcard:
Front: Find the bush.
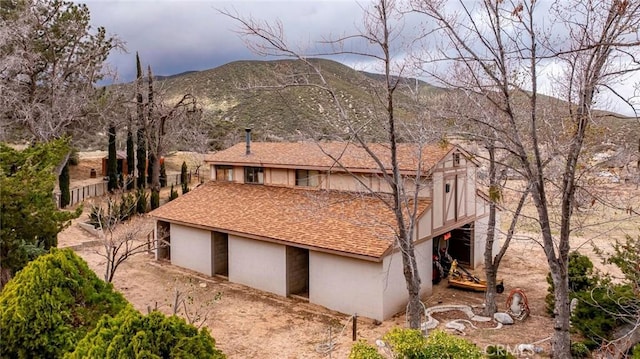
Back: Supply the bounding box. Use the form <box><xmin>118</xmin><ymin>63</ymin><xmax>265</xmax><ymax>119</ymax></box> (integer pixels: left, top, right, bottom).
<box><xmin>382</xmin><ymin>329</ymin><xmax>482</xmax><ymax>359</ymax></box>
<box><xmin>633</xmin><ymin>344</ymin><xmax>640</xmax><ymax>359</ymax></box>
<box><xmin>546</xmin><ymin>251</ymin><xmax>597</xmax><ymax>315</ymax></box>
<box><xmin>0</xmin><ymin>249</ymin><xmax>128</xmax><ymax>358</ymax></box>
<box><xmin>160</xmin><ymin>161</ymin><xmax>167</xmax><ymax>188</ymax></box>
<box><xmin>88</xmin><ymin>193</ymin><xmax>137</xmax><ymax>229</ymax></box>
<box><xmin>570</xmin><ymin>341</ymin><xmax>590</xmax><ymax>358</ymax></box>
<box><xmin>136</xmin><ymin>188</ymin><xmax>148</xmax><ymax>214</ymax></box>
<box><xmin>151</xmin><ymin>189</ymin><xmax>160</xmax><ymax>210</ymax></box>
<box><xmin>66</xmin><ymin>307</ymin><xmax>226</xmax><ymax>358</ymax></box>
<box><xmin>169</xmin><ymin>184</ymin><xmax>179</xmax><ymax>201</ymax></box>
<box><xmin>383</xmin><ymin>328</ymin><xmax>427</xmax><ymax>358</ymax></box>
<box><xmin>68</xmin><ymin>147</ymin><xmax>80</xmax><ymax>166</ymax></box>
<box><xmin>571</xmin><ymin>283</ymin><xmax>637</xmax><ymax>348</ymax></box>
<box><xmin>181</xmin><ymin>161</ymin><xmax>190</xmax><ymax>194</ymax></box>
<box><xmin>421</xmin><ymin>330</ymin><xmax>483</xmax><ymax>359</ymax></box>
<box><xmin>349</xmin><ymin>340</ymin><xmax>384</xmax><ymax>359</ymax></box>
<box><xmin>59</xmin><ymin>162</ymin><xmax>70</xmax><ymax>208</ymax></box>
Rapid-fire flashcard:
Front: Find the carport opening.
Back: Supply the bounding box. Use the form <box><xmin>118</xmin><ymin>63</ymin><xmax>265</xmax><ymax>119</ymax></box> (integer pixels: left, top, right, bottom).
<box><xmin>212</xmin><ymin>232</ymin><xmax>229</xmax><ymax>277</ymax></box>
<box><xmin>448</xmin><ymin>223</ymin><xmax>473</xmax><ymax>267</ymax></box>
<box><xmin>286</xmin><ymin>246</ymin><xmax>309</xmax><ymax>298</ymax></box>
<box><xmin>157</xmin><ymin>221</ymin><xmax>171</xmax><ymax>260</ymax></box>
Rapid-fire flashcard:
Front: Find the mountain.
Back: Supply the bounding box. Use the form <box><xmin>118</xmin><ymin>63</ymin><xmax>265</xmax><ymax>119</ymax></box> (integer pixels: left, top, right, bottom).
<box><xmin>147</xmin><ymin>58</ymin><xmax>638</xmax><ymax>150</ymax></box>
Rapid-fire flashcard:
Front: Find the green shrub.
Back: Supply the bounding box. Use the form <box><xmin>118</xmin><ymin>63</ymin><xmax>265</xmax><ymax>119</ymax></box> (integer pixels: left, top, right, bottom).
<box><xmin>151</xmin><ymin>189</ymin><xmax>160</xmax><ymax>210</ymax></box>
<box><xmin>160</xmin><ymin>161</ymin><xmax>167</xmax><ymax>188</ymax></box>
<box><xmin>181</xmin><ymin>161</ymin><xmax>190</xmax><ymax>194</ymax></box>
<box><xmin>169</xmin><ymin>184</ymin><xmax>179</xmax><ymax>201</ymax></box>
<box><xmin>59</xmin><ymin>162</ymin><xmax>70</xmax><ymax>208</ymax></box>
<box><xmin>570</xmin><ymin>341</ymin><xmax>590</xmax><ymax>358</ymax></box>
<box><xmin>136</xmin><ymin>188</ymin><xmax>148</xmax><ymax>214</ymax></box>
<box><xmin>632</xmin><ymin>343</ymin><xmax>640</xmax><ymax>359</ymax></box>
<box><xmin>546</xmin><ymin>251</ymin><xmax>597</xmax><ymax>315</ymax></box>
<box><xmin>349</xmin><ymin>340</ymin><xmax>384</xmax><ymax>359</ymax></box>
<box><xmin>68</xmin><ymin>147</ymin><xmax>80</xmax><ymax>166</ymax></box>
<box><xmin>422</xmin><ymin>330</ymin><xmax>483</xmax><ymax>359</ymax></box>
<box><xmin>383</xmin><ymin>328</ymin><xmax>427</xmax><ymax>358</ymax></box>
<box><xmin>571</xmin><ymin>284</ymin><xmax>637</xmax><ymax>348</ymax></box>
<box><xmin>382</xmin><ymin>329</ymin><xmax>482</xmax><ymax>359</ymax></box>
<box><xmin>0</xmin><ymin>249</ymin><xmax>128</xmax><ymax>358</ymax></box>
<box><xmin>66</xmin><ymin>307</ymin><xmax>225</xmax><ymax>359</ymax></box>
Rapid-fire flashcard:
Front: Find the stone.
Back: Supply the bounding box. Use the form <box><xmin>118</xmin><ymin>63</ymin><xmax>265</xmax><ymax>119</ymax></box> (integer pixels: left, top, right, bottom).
<box><xmin>493</xmin><ymin>312</ymin><xmax>514</xmax><ymax>325</ymax></box>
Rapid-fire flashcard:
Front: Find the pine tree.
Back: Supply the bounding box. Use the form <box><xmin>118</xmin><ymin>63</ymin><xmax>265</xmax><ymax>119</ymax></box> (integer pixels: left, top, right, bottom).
<box><xmin>107</xmin><ymin>125</ymin><xmax>118</xmax><ymax>192</ymax></box>
<box><xmin>135</xmin><ymin>53</ymin><xmax>146</xmax><ymax>188</ymax></box>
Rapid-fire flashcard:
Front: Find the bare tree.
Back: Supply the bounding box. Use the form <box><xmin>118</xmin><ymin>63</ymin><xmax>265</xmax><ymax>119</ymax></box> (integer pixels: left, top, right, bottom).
<box><xmin>411</xmin><ymin>0</ymin><xmax>640</xmax><ymax>356</ymax></box>
<box><xmin>0</xmin><ymin>0</ymin><xmax>121</xmax><ymax>142</ymax></box>
<box><xmin>90</xmin><ymin>195</ymin><xmax>155</xmax><ymax>282</ymax></box>
<box><xmin>223</xmin><ymin>0</ymin><xmax>438</xmax><ymax>328</ymax></box>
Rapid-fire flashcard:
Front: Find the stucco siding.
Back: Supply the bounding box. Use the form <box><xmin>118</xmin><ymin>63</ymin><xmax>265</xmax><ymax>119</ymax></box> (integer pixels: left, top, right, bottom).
<box><xmin>228</xmin><ymin>235</ymin><xmax>287</xmax><ymax>296</ymax></box>
<box><xmin>233</xmin><ymin>166</ymin><xmax>244</xmax><ymax>184</ymax></box>
<box><xmin>170</xmin><ymin>224</ymin><xmax>213</xmax><ymax>276</ymax></box>
<box><xmin>432</xmin><ymin>172</ymin><xmax>443</xmax><ymax>229</ymax></box>
<box><xmin>268</xmin><ymin>168</ymin><xmax>289</xmax><ymax>186</ymax></box>
<box><xmin>417</xmin><ymin>208</ymin><xmax>432</xmax><ymax>240</ymax></box>
<box><xmin>466</xmin><ymin>167</ymin><xmax>476</xmax><ymax>216</ymax></box>
<box><xmin>382</xmin><ymin>239</ymin><xmax>432</xmax><ymax>319</ymax></box>
<box><xmin>309</xmin><ymin>251</ymin><xmax>383</xmax><ymax>320</ymax></box>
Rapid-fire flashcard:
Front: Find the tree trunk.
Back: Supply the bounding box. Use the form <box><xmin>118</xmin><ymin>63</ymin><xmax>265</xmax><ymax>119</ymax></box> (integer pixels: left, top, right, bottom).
<box><xmin>483</xmin><ymin>143</ymin><xmax>499</xmax><ymax>316</ymax></box>
<box><xmin>551</xmin><ymin>263</ymin><xmax>572</xmax><ymax>358</ymax></box>
<box><xmin>399</xmin><ymin>230</ymin><xmax>423</xmax><ymax>329</ymax></box>
<box><xmin>484</xmin><ymin>265</ymin><xmax>498</xmax><ymax>316</ymax></box>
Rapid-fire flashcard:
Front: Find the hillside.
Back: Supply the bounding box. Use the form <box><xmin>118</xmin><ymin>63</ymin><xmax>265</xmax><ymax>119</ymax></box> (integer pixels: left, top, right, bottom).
<box><xmin>146</xmin><ymin>58</ymin><xmax>637</xmax><ymax>150</ymax></box>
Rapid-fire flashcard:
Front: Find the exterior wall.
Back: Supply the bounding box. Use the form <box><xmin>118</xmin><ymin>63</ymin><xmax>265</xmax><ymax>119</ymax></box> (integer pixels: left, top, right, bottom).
<box><xmin>432</xmin><ymin>172</ymin><xmax>444</xmax><ymax>229</ymax></box>
<box><xmin>327</xmin><ymin>172</ymin><xmax>369</xmax><ymax>192</ymax></box>
<box><xmin>267</xmin><ymin>168</ymin><xmax>290</xmax><ymax>186</ymax></box>
<box><xmin>228</xmin><ymin>235</ymin><xmax>287</xmax><ymax>296</ymax></box>
<box><xmin>382</xmin><ymin>239</ymin><xmax>433</xmax><ymax>319</ymax></box>
<box><xmin>417</xmin><ymin>208</ymin><xmax>433</xmax><ymax>240</ymax></box>
<box><xmin>233</xmin><ymin>166</ymin><xmax>244</xmax><ymax>184</ymax></box>
<box><xmin>309</xmin><ymin>251</ymin><xmax>383</xmax><ymax>320</ymax></box>
<box><xmin>472</xmin><ymin>215</ymin><xmax>499</xmax><ymax>268</ymax></box>
<box><xmin>465</xmin><ymin>167</ymin><xmax>477</xmax><ymax>216</ymax></box>
<box><xmin>170</xmin><ymin>224</ymin><xmax>213</xmax><ymax>276</ymax></box>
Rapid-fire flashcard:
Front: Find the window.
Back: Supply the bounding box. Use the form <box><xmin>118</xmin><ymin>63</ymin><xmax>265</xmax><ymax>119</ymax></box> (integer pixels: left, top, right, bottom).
<box><xmin>216</xmin><ymin>165</ymin><xmax>233</xmax><ymax>182</ymax></box>
<box><xmin>295</xmin><ymin>169</ymin><xmax>319</xmax><ymax>187</ymax></box>
<box><xmin>244</xmin><ymin>167</ymin><xmax>264</xmax><ymax>184</ymax></box>
<box><xmin>453</xmin><ymin>153</ymin><xmax>461</xmax><ymax>167</ymax></box>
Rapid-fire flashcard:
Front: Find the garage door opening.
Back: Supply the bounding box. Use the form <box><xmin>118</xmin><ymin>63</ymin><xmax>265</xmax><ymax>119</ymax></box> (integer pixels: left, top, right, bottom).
<box><xmin>157</xmin><ymin>221</ymin><xmax>171</xmax><ymax>260</ymax></box>
<box><xmin>448</xmin><ymin>223</ymin><xmax>473</xmax><ymax>267</ymax></box>
<box><xmin>212</xmin><ymin>232</ymin><xmax>229</xmax><ymax>277</ymax></box>
<box><xmin>286</xmin><ymin>246</ymin><xmax>309</xmax><ymax>299</ymax></box>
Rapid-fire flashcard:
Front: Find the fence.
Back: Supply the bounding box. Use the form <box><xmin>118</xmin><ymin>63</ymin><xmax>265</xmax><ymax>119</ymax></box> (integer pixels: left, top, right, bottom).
<box><xmin>55</xmin><ymin>172</ymin><xmax>195</xmax><ymax>209</ymax></box>
<box><xmin>55</xmin><ymin>181</ymin><xmax>108</xmax><ymax>208</ymax></box>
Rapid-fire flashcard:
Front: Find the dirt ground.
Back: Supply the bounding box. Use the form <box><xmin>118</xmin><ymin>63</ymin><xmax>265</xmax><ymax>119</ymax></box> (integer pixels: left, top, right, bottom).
<box><xmin>57</xmin><ymin>156</ymin><xmax>640</xmax><ymax>358</ymax></box>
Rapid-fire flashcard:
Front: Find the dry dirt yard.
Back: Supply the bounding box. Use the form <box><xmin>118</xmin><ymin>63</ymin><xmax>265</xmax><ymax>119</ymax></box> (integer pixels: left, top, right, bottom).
<box><xmin>58</xmin><ymin>158</ymin><xmax>640</xmax><ymax>358</ymax></box>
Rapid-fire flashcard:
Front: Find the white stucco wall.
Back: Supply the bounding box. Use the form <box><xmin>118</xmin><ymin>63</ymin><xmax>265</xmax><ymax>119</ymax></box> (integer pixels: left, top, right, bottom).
<box><xmin>228</xmin><ymin>235</ymin><xmax>287</xmax><ymax>296</ymax></box>
<box><xmin>170</xmin><ymin>224</ymin><xmax>213</xmax><ymax>276</ymax></box>
<box><xmin>432</xmin><ymin>172</ymin><xmax>444</xmax><ymax>229</ymax></box>
<box><xmin>309</xmin><ymin>251</ymin><xmax>383</xmax><ymax>320</ymax></box>
<box><xmin>382</xmin><ymin>239</ymin><xmax>433</xmax><ymax>319</ymax></box>
<box><xmin>466</xmin><ymin>167</ymin><xmax>476</xmax><ymax>216</ymax></box>
<box><xmin>417</xmin><ymin>207</ymin><xmax>432</xmax><ymax>240</ymax></box>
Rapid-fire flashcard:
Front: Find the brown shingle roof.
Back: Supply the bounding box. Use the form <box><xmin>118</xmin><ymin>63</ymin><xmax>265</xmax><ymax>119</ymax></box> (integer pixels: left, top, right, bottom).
<box><xmin>205</xmin><ymin>141</ymin><xmax>453</xmax><ymax>174</ymax></box>
<box><xmin>151</xmin><ymin>182</ymin><xmax>431</xmax><ymax>260</ymax></box>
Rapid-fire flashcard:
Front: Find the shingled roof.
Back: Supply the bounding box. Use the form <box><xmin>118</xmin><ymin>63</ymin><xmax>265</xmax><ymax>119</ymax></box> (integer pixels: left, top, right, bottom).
<box><xmin>151</xmin><ymin>182</ymin><xmax>431</xmax><ymax>260</ymax></box>
<box><xmin>205</xmin><ymin>141</ymin><xmax>454</xmax><ymax>174</ymax></box>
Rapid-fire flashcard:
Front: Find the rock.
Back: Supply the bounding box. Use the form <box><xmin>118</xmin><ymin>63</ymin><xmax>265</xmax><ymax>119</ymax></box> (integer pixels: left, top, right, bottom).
<box><xmin>199</xmin><ymin>282</ymin><xmax>207</xmax><ymax>288</ymax></box>
<box><xmin>445</xmin><ymin>320</ymin><xmax>466</xmax><ymax>332</ymax></box>
<box><xmin>494</xmin><ymin>312</ymin><xmax>514</xmax><ymax>325</ymax></box>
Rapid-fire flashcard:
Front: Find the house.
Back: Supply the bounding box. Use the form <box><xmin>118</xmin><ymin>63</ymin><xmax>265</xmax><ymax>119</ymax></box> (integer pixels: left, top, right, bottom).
<box><xmin>150</xmin><ymin>136</ymin><xmax>497</xmax><ymax>321</ymax></box>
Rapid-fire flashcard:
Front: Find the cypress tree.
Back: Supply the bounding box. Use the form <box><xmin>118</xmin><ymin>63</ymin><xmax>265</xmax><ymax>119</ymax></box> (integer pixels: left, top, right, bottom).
<box><xmin>59</xmin><ymin>162</ymin><xmax>70</xmax><ymax>208</ymax></box>
<box><xmin>181</xmin><ymin>161</ymin><xmax>189</xmax><ymax>194</ymax></box>
<box><xmin>126</xmin><ymin>128</ymin><xmax>134</xmax><ymax>189</ymax></box>
<box><xmin>159</xmin><ymin>161</ymin><xmax>167</xmax><ymax>188</ymax></box>
<box><xmin>147</xmin><ymin>153</ymin><xmax>155</xmax><ymax>185</ymax></box>
<box><xmin>107</xmin><ymin>125</ymin><xmax>118</xmax><ymax>192</ymax></box>
<box><xmin>150</xmin><ymin>190</ymin><xmax>159</xmax><ymax>210</ymax></box>
<box><xmin>135</xmin><ymin>53</ymin><xmax>146</xmax><ymax>188</ymax></box>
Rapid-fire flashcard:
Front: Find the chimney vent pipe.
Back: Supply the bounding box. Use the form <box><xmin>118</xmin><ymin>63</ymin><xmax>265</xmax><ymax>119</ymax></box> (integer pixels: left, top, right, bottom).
<box><xmin>245</xmin><ymin>128</ymin><xmax>252</xmax><ymax>155</ymax></box>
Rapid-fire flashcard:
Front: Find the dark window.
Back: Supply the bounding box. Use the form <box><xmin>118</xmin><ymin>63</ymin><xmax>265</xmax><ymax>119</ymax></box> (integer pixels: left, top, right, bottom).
<box><xmin>295</xmin><ymin>169</ymin><xmax>319</xmax><ymax>187</ymax></box>
<box><xmin>216</xmin><ymin>165</ymin><xmax>233</xmax><ymax>181</ymax></box>
<box><xmin>244</xmin><ymin>167</ymin><xmax>264</xmax><ymax>184</ymax></box>
<box><xmin>453</xmin><ymin>153</ymin><xmax>461</xmax><ymax>167</ymax></box>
